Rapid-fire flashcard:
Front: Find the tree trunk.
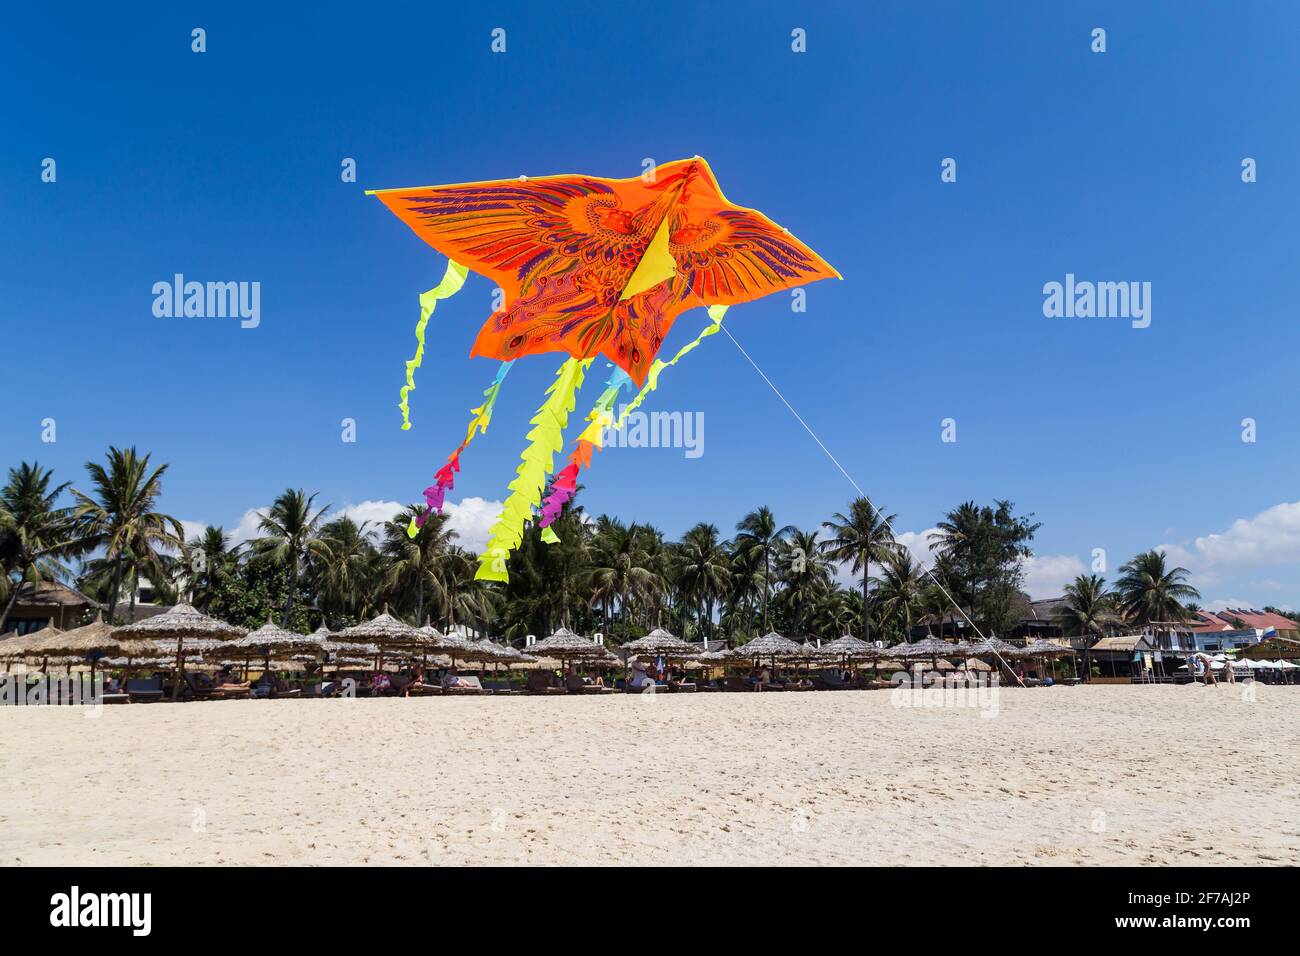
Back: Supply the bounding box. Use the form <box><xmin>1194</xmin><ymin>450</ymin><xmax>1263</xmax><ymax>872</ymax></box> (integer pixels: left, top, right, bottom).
<box><xmin>762</xmin><ymin>549</ymin><xmax>770</xmax><ymax>631</ymax></box>
<box><xmin>0</xmin><ymin>564</ymin><xmax>30</xmax><ymax>634</ymax></box>
<box><xmin>862</xmin><ymin>562</ymin><xmax>871</xmax><ymax>644</ymax></box>
<box><xmin>107</xmin><ymin>552</ymin><xmax>125</xmax><ymax>626</ymax></box>
<box><xmin>282</xmin><ymin>554</ymin><xmax>297</xmax><ymax>628</ymax></box>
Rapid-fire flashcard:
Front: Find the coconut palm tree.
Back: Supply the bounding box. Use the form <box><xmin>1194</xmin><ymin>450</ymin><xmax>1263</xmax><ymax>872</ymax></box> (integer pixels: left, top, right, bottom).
<box><xmin>777</xmin><ymin>528</ymin><xmax>833</xmax><ymax>636</ymax></box>
<box><xmin>588</xmin><ymin>518</ymin><xmax>661</xmax><ymax>642</ymax></box>
<box><xmin>674</xmin><ymin>522</ymin><xmax>731</xmax><ymax>642</ymax></box>
<box><xmin>874</xmin><ymin>548</ymin><xmax>925</xmax><ymax>643</ymax></box>
<box><xmin>1115</xmin><ymin>550</ymin><xmax>1200</xmax><ymax>627</ymax></box>
<box><xmin>734</xmin><ymin>506</ymin><xmax>794</xmax><ymax>632</ymax></box>
<box><xmin>381</xmin><ymin>506</ymin><xmax>457</xmax><ymax>625</ymax></box>
<box><xmin>0</xmin><ymin>462</ymin><xmax>78</xmax><ymax>632</ymax></box>
<box><xmin>1057</xmin><ymin>573</ymin><xmax>1121</xmax><ymax>682</ymax></box>
<box><xmin>314</xmin><ymin>516</ymin><xmax>379</xmax><ymax>621</ymax></box>
<box><xmin>253</xmin><ymin>488</ymin><xmax>330</xmax><ymax>627</ymax></box>
<box><xmin>185</xmin><ymin>525</ymin><xmax>240</xmax><ymax>611</ymax></box>
<box><xmin>820</xmin><ymin>497</ymin><xmax>900</xmax><ymax>643</ymax></box>
<box><xmin>70</xmin><ymin>447</ymin><xmax>183</xmax><ymax>625</ymax></box>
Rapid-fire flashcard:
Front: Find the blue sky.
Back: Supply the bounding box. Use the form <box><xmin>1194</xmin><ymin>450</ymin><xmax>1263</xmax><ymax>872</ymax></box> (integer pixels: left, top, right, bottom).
<box><xmin>4</xmin><ymin>2</ymin><xmax>1299</xmax><ymax>609</ymax></box>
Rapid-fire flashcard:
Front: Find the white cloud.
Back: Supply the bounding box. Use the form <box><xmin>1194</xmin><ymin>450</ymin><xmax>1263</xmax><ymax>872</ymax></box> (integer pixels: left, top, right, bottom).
<box><xmin>178</xmin><ymin>520</ymin><xmax>207</xmax><ymax>545</ymax></box>
<box><xmin>228</xmin><ymin>507</ymin><xmax>270</xmax><ymax>546</ymax></box>
<box><xmin>335</xmin><ymin>499</ymin><xmax>404</xmax><ymax>538</ymax></box>
<box><xmin>894</xmin><ymin>527</ymin><xmax>941</xmax><ymax>569</ymax></box>
<box><xmin>1019</xmin><ymin>553</ymin><xmax>1087</xmax><ymax>601</ymax></box>
<box><xmin>443</xmin><ymin>496</ymin><xmax>504</xmax><ymax>554</ymax></box>
<box><xmin>1157</xmin><ymin>500</ymin><xmax>1300</xmax><ymax>588</ymax></box>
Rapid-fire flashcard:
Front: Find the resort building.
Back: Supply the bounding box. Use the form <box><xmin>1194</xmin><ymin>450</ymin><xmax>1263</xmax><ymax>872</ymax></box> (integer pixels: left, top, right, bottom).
<box><xmin>0</xmin><ymin>580</ymin><xmax>98</xmax><ymax>635</ymax></box>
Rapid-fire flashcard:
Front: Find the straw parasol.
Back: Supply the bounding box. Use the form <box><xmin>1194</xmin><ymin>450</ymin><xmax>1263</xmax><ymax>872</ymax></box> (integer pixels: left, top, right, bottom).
<box><xmin>816</xmin><ymin>634</ymin><xmax>879</xmax><ymax>662</ymax></box>
<box><xmin>619</xmin><ymin>627</ymin><xmax>701</xmax><ymax>659</ymax></box>
<box><xmin>0</xmin><ymin>621</ymin><xmax>62</xmax><ymax>663</ymax></box>
<box><xmin>114</xmin><ymin>602</ymin><xmax>247</xmax><ymax>700</ymax></box>
<box><xmin>526</xmin><ymin>627</ymin><xmax>607</xmax><ymax>671</ymax></box>
<box><xmin>727</xmin><ymin>631</ymin><xmax>804</xmax><ymax>662</ymax></box>
<box><xmin>337</xmin><ymin>605</ymin><xmax>421</xmax><ymax>666</ymax></box>
<box><xmin>221</xmin><ymin>616</ymin><xmax>322</xmax><ymax>676</ymax></box>
<box><xmin>23</xmin><ymin>611</ymin><xmax>153</xmax><ymax>683</ymax></box>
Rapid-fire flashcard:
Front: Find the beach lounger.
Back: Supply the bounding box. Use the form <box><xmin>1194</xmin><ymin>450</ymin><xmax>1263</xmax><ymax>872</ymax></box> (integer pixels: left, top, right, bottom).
<box><xmin>211</xmin><ymin>682</ymin><xmax>251</xmax><ymax>700</ymax></box>
<box><xmin>525</xmin><ymin>671</ymin><xmax>566</xmax><ymax>695</ymax></box>
<box><xmin>483</xmin><ymin>680</ymin><xmax>518</xmax><ymax>695</ymax></box>
<box><xmin>97</xmin><ymin>692</ymin><xmax>130</xmax><ymax>704</ymax></box>
<box><xmin>667</xmin><ymin>679</ymin><xmax>697</xmax><ymax>692</ymax></box>
<box><xmin>564</xmin><ymin>673</ymin><xmax>614</xmax><ymax>694</ymax></box>
<box><xmin>125</xmin><ymin>677</ymin><xmax>164</xmax><ymax>703</ymax></box>
<box><xmin>721</xmin><ymin>676</ymin><xmax>754</xmax><ymax>692</ymax></box>
<box><xmin>406</xmin><ymin>681</ymin><xmax>442</xmax><ymax>696</ymax></box>
<box><xmin>443</xmin><ymin>675</ymin><xmax>487</xmax><ymax>695</ymax></box>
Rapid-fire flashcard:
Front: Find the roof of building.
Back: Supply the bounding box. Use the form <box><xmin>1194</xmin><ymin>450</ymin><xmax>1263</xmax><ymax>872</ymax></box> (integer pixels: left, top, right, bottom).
<box><xmin>9</xmin><ymin>580</ymin><xmax>99</xmax><ymax>608</ymax></box>
<box><xmin>1191</xmin><ymin>608</ymin><xmax>1298</xmax><ymax>632</ymax></box>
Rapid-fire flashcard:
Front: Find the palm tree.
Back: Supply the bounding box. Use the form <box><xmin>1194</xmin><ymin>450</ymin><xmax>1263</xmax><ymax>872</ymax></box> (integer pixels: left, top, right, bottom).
<box><xmin>186</xmin><ymin>525</ymin><xmax>239</xmax><ymax>611</ymax></box>
<box><xmin>381</xmin><ymin>507</ymin><xmax>456</xmax><ymax>625</ymax></box>
<box><xmin>777</xmin><ymin>528</ymin><xmax>833</xmax><ymax>636</ymax></box>
<box><xmin>0</xmin><ymin>462</ymin><xmax>78</xmax><ymax>632</ymax></box>
<box><xmin>820</xmin><ymin>497</ymin><xmax>900</xmax><ymax>643</ymax></box>
<box><xmin>1057</xmin><ymin>573</ymin><xmax>1121</xmax><ymax>682</ymax></box>
<box><xmin>315</xmin><ymin>516</ymin><xmax>379</xmax><ymax>621</ymax></box>
<box><xmin>71</xmin><ymin>447</ymin><xmax>183</xmax><ymax>625</ymax></box>
<box><xmin>675</xmin><ymin>523</ymin><xmax>731</xmax><ymax>642</ymax></box>
<box><xmin>253</xmin><ymin>489</ymin><xmax>330</xmax><ymax>627</ymax></box>
<box><xmin>1115</xmin><ymin>550</ymin><xmax>1200</xmax><ymax>628</ymax></box>
<box><xmin>874</xmin><ymin>548</ymin><xmax>925</xmax><ymax>643</ymax></box>
<box><xmin>734</xmin><ymin>506</ymin><xmax>793</xmax><ymax>632</ymax></box>
<box><xmin>588</xmin><ymin>519</ymin><xmax>661</xmax><ymax>642</ymax></box>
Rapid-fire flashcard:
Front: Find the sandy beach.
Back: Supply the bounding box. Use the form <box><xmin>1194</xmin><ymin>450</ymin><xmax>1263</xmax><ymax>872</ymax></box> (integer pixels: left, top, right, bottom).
<box><xmin>3</xmin><ymin>684</ymin><xmax>1297</xmax><ymax>866</ymax></box>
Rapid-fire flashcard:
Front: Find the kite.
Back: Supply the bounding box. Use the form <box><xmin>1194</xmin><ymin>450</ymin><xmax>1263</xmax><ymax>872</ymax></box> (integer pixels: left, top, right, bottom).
<box><xmin>368</xmin><ymin>157</ymin><xmax>838</xmax><ymax>582</ymax></box>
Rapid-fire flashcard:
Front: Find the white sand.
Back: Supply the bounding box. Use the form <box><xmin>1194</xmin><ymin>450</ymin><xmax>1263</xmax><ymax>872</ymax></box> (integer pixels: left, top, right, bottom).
<box><xmin>2</xmin><ymin>684</ymin><xmax>1297</xmax><ymax>866</ymax></box>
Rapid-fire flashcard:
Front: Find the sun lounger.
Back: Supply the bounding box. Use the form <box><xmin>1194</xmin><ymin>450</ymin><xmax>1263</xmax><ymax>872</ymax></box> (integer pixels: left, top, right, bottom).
<box><xmin>212</xmin><ymin>682</ymin><xmax>251</xmax><ymax>700</ymax></box>
<box><xmin>667</xmin><ymin>680</ymin><xmax>697</xmax><ymax>692</ymax></box>
<box><xmin>721</xmin><ymin>676</ymin><xmax>754</xmax><ymax>692</ymax></box>
<box><xmin>443</xmin><ymin>675</ymin><xmax>487</xmax><ymax>695</ymax></box>
<box><xmin>125</xmin><ymin>677</ymin><xmax>164</xmax><ymax>703</ymax></box>
<box><xmin>406</xmin><ymin>681</ymin><xmax>442</xmax><ymax>696</ymax></box>
<box><xmin>483</xmin><ymin>680</ymin><xmax>518</xmax><ymax>695</ymax></box>
<box><xmin>525</xmin><ymin>671</ymin><xmax>566</xmax><ymax>695</ymax></box>
<box><xmin>97</xmin><ymin>692</ymin><xmax>130</xmax><ymax>705</ymax></box>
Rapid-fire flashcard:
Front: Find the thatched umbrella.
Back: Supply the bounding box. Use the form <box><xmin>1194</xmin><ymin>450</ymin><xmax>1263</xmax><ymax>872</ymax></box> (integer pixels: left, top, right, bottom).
<box><xmin>220</xmin><ymin>616</ymin><xmax>321</xmax><ymax>679</ymax></box>
<box><xmin>0</xmin><ymin>621</ymin><xmax>62</xmax><ymax>664</ymax></box>
<box><xmin>337</xmin><ymin>605</ymin><xmax>420</xmax><ymax>668</ymax></box>
<box><xmin>817</xmin><ymin>634</ymin><xmax>879</xmax><ymax>662</ymax></box>
<box><xmin>526</xmin><ymin>627</ymin><xmax>607</xmax><ymax>672</ymax></box>
<box><xmin>23</xmin><ymin>610</ymin><xmax>152</xmax><ymax>686</ymax></box>
<box><xmin>1016</xmin><ymin>639</ymin><xmax>1076</xmax><ymax>681</ymax></box>
<box><xmin>113</xmin><ymin>603</ymin><xmax>246</xmax><ymax>700</ymax></box>
<box><xmin>727</xmin><ymin>631</ymin><xmax>804</xmax><ymax>664</ymax></box>
<box><xmin>620</xmin><ymin>627</ymin><xmax>701</xmax><ymax>660</ymax></box>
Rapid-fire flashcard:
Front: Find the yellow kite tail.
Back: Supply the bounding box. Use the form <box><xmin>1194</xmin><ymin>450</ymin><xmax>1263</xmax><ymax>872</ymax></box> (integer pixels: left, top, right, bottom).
<box><xmin>476</xmin><ymin>357</ymin><xmax>592</xmax><ymax>582</ymax></box>
<box><xmin>399</xmin><ymin>259</ymin><xmax>469</xmax><ymax>430</ymax></box>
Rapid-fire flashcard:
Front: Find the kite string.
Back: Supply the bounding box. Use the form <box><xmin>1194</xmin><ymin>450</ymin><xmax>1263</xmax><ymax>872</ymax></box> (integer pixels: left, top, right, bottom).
<box><xmin>717</xmin><ymin>322</ymin><xmax>1024</xmax><ymax>686</ymax></box>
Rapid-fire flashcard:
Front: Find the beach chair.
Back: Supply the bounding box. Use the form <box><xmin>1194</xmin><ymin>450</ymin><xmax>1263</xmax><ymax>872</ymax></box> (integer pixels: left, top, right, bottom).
<box><xmin>211</xmin><ymin>682</ymin><xmax>251</xmax><ymax>700</ymax></box>
<box><xmin>483</xmin><ymin>679</ymin><xmax>518</xmax><ymax>695</ymax></box>
<box><xmin>525</xmin><ymin>671</ymin><xmax>566</xmax><ymax>695</ymax></box>
<box><xmin>124</xmin><ymin>677</ymin><xmax>164</xmax><ymax>703</ymax></box>
<box><xmin>443</xmin><ymin>675</ymin><xmax>487</xmax><ymax>695</ymax></box>
<box><xmin>406</xmin><ymin>681</ymin><xmax>442</xmax><ymax>696</ymax></box>
<box><xmin>667</xmin><ymin>678</ymin><xmax>697</xmax><ymax>692</ymax></box>
<box><xmin>564</xmin><ymin>673</ymin><xmax>613</xmax><ymax>694</ymax></box>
